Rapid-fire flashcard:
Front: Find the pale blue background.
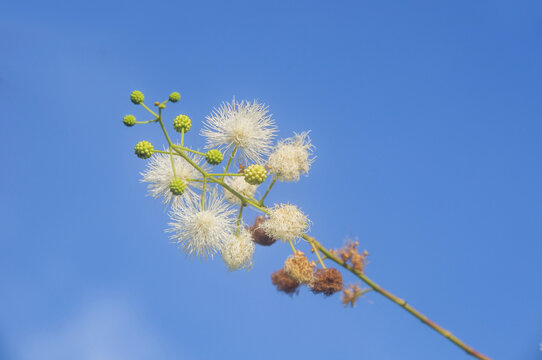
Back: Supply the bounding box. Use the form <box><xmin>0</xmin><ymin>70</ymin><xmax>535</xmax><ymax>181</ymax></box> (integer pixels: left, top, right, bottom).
<box><xmin>1</xmin><ymin>1</ymin><xmax>541</xmax><ymax>359</ymax></box>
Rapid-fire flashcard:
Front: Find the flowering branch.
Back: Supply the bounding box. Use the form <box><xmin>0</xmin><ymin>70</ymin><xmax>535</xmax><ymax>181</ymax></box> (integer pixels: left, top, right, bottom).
<box><xmin>122</xmin><ymin>90</ymin><xmax>491</xmax><ymax>359</ymax></box>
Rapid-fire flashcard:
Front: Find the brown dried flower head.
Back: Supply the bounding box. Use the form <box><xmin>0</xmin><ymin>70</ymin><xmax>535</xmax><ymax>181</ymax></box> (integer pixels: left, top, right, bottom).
<box><xmin>271</xmin><ymin>268</ymin><xmax>300</xmax><ymax>294</ymax></box>
<box><xmin>334</xmin><ymin>239</ymin><xmax>369</xmax><ymax>273</ymax></box>
<box><xmin>283</xmin><ymin>250</ymin><xmax>315</xmax><ymax>285</ymax></box>
<box><xmin>311</xmin><ymin>268</ymin><xmax>343</xmax><ymax>296</ymax></box>
<box><xmin>341</xmin><ymin>284</ymin><xmax>365</xmax><ymax>308</ymax></box>
<box><xmin>248</xmin><ymin>216</ymin><xmax>277</xmax><ymax>246</ymax></box>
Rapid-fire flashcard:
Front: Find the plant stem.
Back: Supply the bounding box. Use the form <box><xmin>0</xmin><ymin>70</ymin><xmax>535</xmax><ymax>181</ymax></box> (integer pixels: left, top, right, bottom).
<box><xmin>140</xmin><ymin>102</ymin><xmax>159</xmax><ymax>117</ymax></box>
<box><xmin>235</xmin><ymin>205</ymin><xmax>244</xmax><ymax>236</ymax></box>
<box><xmin>302</xmin><ymin>234</ymin><xmax>491</xmax><ymax>360</ymax></box>
<box><xmin>222</xmin><ymin>145</ymin><xmax>238</xmax><ymax>180</ymax></box>
<box><xmin>259</xmin><ymin>174</ymin><xmax>277</xmax><ymax>205</ymax></box>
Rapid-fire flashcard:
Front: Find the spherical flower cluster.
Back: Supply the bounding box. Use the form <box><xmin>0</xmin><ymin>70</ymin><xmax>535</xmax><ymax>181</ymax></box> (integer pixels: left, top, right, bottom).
<box><xmin>134</xmin><ymin>141</ymin><xmax>154</xmax><ymax>159</ymax></box>
<box><xmin>244</xmin><ymin>164</ymin><xmax>267</xmax><ymax>185</ymax></box>
<box><xmin>223</xmin><ymin>176</ymin><xmax>258</xmax><ymax>206</ymax></box>
<box><xmin>141</xmin><ymin>151</ymin><xmax>208</xmax><ymax>206</ymax></box>
<box><xmin>168</xmin><ymin>189</ymin><xmax>236</xmax><ymax>258</ymax></box>
<box><xmin>205</xmin><ymin>149</ymin><xmax>223</xmax><ymax>165</ymax></box>
<box><xmin>221</xmin><ymin>228</ymin><xmax>255</xmax><ymax>271</ymax></box>
<box><xmin>169</xmin><ymin>178</ymin><xmax>186</xmax><ymax>195</ymax></box>
<box><xmin>173</xmin><ymin>115</ymin><xmax>192</xmax><ymax>133</ymax></box>
<box><xmin>201</xmin><ymin>99</ymin><xmax>276</xmax><ymax>163</ymax></box>
<box><xmin>260</xmin><ymin>204</ymin><xmax>310</xmax><ymax>242</ymax></box>
<box><xmin>123</xmin><ymin>115</ymin><xmax>136</xmax><ymax>127</ymax></box>
<box><xmin>266</xmin><ymin>132</ymin><xmax>314</xmax><ymax>182</ymax></box>
<box><xmin>169</xmin><ymin>92</ymin><xmax>181</xmax><ymax>103</ymax></box>
<box><xmin>283</xmin><ymin>250</ymin><xmax>315</xmax><ymax>285</ymax></box>
<box><xmin>130</xmin><ymin>90</ymin><xmax>145</xmax><ymax>104</ymax></box>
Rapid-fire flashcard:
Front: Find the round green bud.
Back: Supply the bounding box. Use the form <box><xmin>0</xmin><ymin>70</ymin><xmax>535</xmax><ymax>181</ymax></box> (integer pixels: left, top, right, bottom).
<box><xmin>130</xmin><ymin>90</ymin><xmax>145</xmax><ymax>105</ymax></box>
<box><xmin>173</xmin><ymin>114</ymin><xmax>192</xmax><ymax>133</ymax></box>
<box><xmin>169</xmin><ymin>178</ymin><xmax>186</xmax><ymax>195</ymax></box>
<box><xmin>244</xmin><ymin>164</ymin><xmax>267</xmax><ymax>185</ymax></box>
<box><xmin>205</xmin><ymin>149</ymin><xmax>223</xmax><ymax>165</ymax></box>
<box><xmin>134</xmin><ymin>140</ymin><xmax>154</xmax><ymax>159</ymax></box>
<box><xmin>123</xmin><ymin>114</ymin><xmax>136</xmax><ymax>127</ymax></box>
<box><xmin>169</xmin><ymin>92</ymin><xmax>181</xmax><ymax>103</ymax></box>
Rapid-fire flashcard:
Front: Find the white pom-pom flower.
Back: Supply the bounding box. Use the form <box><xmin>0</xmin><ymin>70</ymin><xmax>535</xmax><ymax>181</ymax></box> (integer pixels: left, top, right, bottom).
<box><xmin>266</xmin><ymin>131</ymin><xmax>314</xmax><ymax>182</ymax></box>
<box><xmin>221</xmin><ymin>228</ymin><xmax>255</xmax><ymax>271</ymax></box>
<box><xmin>141</xmin><ymin>151</ymin><xmax>208</xmax><ymax>206</ymax></box>
<box><xmin>223</xmin><ymin>176</ymin><xmax>259</xmax><ymax>206</ymax></box>
<box><xmin>168</xmin><ymin>189</ymin><xmax>236</xmax><ymax>258</ymax></box>
<box><xmin>201</xmin><ymin>99</ymin><xmax>277</xmax><ymax>163</ymax></box>
<box><xmin>261</xmin><ymin>204</ymin><xmax>310</xmax><ymax>243</ymax></box>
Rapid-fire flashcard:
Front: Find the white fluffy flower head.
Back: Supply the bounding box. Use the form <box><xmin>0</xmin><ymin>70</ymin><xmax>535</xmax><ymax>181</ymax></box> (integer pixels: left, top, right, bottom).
<box><xmin>223</xmin><ymin>176</ymin><xmax>259</xmax><ymax>206</ymax></box>
<box><xmin>267</xmin><ymin>132</ymin><xmax>314</xmax><ymax>182</ymax></box>
<box><xmin>261</xmin><ymin>204</ymin><xmax>310</xmax><ymax>243</ymax></box>
<box><xmin>201</xmin><ymin>99</ymin><xmax>276</xmax><ymax>163</ymax></box>
<box><xmin>168</xmin><ymin>189</ymin><xmax>236</xmax><ymax>258</ymax></box>
<box><xmin>221</xmin><ymin>228</ymin><xmax>255</xmax><ymax>271</ymax></box>
<box><xmin>141</xmin><ymin>152</ymin><xmax>208</xmax><ymax>206</ymax></box>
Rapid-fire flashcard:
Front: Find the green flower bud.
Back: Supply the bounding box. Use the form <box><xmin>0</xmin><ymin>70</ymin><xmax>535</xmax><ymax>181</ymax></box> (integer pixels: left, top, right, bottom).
<box><xmin>205</xmin><ymin>149</ymin><xmax>223</xmax><ymax>165</ymax></box>
<box><xmin>123</xmin><ymin>114</ymin><xmax>136</xmax><ymax>127</ymax></box>
<box><xmin>134</xmin><ymin>140</ymin><xmax>154</xmax><ymax>159</ymax></box>
<box><xmin>244</xmin><ymin>164</ymin><xmax>267</xmax><ymax>185</ymax></box>
<box><xmin>158</xmin><ymin>104</ymin><xmax>166</xmax><ymax>109</ymax></box>
<box><xmin>130</xmin><ymin>90</ymin><xmax>145</xmax><ymax>105</ymax></box>
<box><xmin>169</xmin><ymin>178</ymin><xmax>186</xmax><ymax>195</ymax></box>
<box><xmin>169</xmin><ymin>92</ymin><xmax>181</xmax><ymax>103</ymax></box>
<box><xmin>173</xmin><ymin>114</ymin><xmax>192</xmax><ymax>133</ymax></box>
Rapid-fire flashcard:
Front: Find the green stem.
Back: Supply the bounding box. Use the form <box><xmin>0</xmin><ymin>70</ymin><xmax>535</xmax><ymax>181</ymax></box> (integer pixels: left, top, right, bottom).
<box><xmin>208</xmin><ymin>173</ymin><xmax>244</xmax><ymax>177</ymax></box>
<box><xmin>235</xmin><ymin>205</ymin><xmax>244</xmax><ymax>236</ymax></box>
<box><xmin>135</xmin><ymin>117</ymin><xmax>159</xmax><ymax>124</ymax></box>
<box><xmin>140</xmin><ymin>102</ymin><xmax>159</xmax><ymax>117</ymax></box>
<box><xmin>201</xmin><ymin>177</ymin><xmax>207</xmax><ymax>210</ymax></box>
<box><xmin>181</xmin><ymin>130</ymin><xmax>185</xmax><ymax>147</ymax></box>
<box><xmin>259</xmin><ymin>174</ymin><xmax>277</xmax><ymax>205</ymax></box>
<box><xmin>302</xmin><ymin>234</ymin><xmax>491</xmax><ymax>360</ymax></box>
<box><xmin>222</xmin><ymin>145</ymin><xmax>238</xmax><ymax>180</ymax></box>
<box><xmin>169</xmin><ymin>146</ymin><xmax>177</xmax><ymax>179</ymax></box>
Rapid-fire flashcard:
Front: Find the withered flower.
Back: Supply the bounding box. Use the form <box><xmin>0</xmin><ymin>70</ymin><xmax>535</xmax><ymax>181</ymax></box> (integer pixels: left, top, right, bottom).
<box><xmin>248</xmin><ymin>216</ymin><xmax>277</xmax><ymax>246</ymax></box>
<box><xmin>271</xmin><ymin>268</ymin><xmax>300</xmax><ymax>294</ymax></box>
<box><xmin>311</xmin><ymin>268</ymin><xmax>343</xmax><ymax>296</ymax></box>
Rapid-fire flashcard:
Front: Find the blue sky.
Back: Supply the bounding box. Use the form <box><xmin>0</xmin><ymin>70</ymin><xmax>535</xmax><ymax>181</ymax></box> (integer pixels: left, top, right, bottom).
<box><xmin>1</xmin><ymin>1</ymin><xmax>541</xmax><ymax>359</ymax></box>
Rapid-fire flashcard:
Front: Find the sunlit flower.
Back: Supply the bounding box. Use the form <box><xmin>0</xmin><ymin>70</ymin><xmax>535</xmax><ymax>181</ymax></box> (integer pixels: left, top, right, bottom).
<box><xmin>266</xmin><ymin>131</ymin><xmax>314</xmax><ymax>182</ymax></box>
<box><xmin>223</xmin><ymin>176</ymin><xmax>258</xmax><ymax>206</ymax></box>
<box><xmin>221</xmin><ymin>228</ymin><xmax>255</xmax><ymax>271</ymax></box>
<box><xmin>168</xmin><ymin>189</ymin><xmax>236</xmax><ymax>258</ymax></box>
<box><xmin>201</xmin><ymin>99</ymin><xmax>276</xmax><ymax>163</ymax></box>
<box><xmin>261</xmin><ymin>203</ymin><xmax>310</xmax><ymax>242</ymax></box>
<box><xmin>141</xmin><ymin>151</ymin><xmax>207</xmax><ymax>206</ymax></box>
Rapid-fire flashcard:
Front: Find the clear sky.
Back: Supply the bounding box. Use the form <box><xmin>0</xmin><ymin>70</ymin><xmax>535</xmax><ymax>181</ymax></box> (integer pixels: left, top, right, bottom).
<box><xmin>1</xmin><ymin>1</ymin><xmax>541</xmax><ymax>359</ymax></box>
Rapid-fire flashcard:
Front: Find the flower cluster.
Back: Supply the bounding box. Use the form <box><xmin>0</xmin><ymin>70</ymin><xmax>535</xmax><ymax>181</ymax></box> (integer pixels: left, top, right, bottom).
<box><xmin>124</xmin><ymin>90</ymin><xmax>362</xmax><ymax>303</ymax></box>
<box><xmin>122</xmin><ymin>90</ymin><xmax>493</xmax><ymax>360</ymax></box>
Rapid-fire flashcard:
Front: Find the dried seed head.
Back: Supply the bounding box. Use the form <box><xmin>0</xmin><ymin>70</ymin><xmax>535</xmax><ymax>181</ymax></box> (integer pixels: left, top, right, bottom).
<box><xmin>311</xmin><ymin>268</ymin><xmax>343</xmax><ymax>296</ymax></box>
<box><xmin>283</xmin><ymin>251</ymin><xmax>315</xmax><ymax>285</ymax></box>
<box><xmin>341</xmin><ymin>284</ymin><xmax>365</xmax><ymax>308</ymax></box>
<box><xmin>271</xmin><ymin>268</ymin><xmax>300</xmax><ymax>295</ymax></box>
<box><xmin>334</xmin><ymin>239</ymin><xmax>369</xmax><ymax>273</ymax></box>
<box><xmin>248</xmin><ymin>216</ymin><xmax>276</xmax><ymax>246</ymax></box>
